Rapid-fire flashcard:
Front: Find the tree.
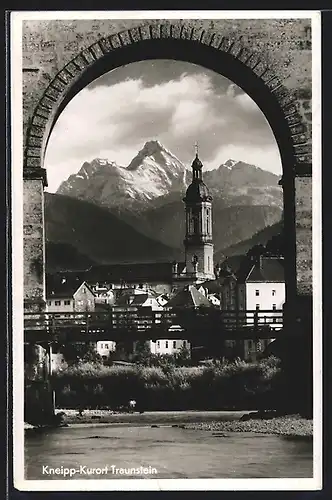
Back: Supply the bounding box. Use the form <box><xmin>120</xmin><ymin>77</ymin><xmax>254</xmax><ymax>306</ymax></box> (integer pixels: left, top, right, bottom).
<box><xmin>176</xmin><ymin>344</ymin><xmax>191</xmax><ymax>365</ymax></box>
<box><xmin>60</xmin><ymin>342</ymin><xmax>101</xmax><ymax>365</ymax></box>
<box><xmin>132</xmin><ymin>341</ymin><xmax>152</xmax><ymax>364</ymax></box>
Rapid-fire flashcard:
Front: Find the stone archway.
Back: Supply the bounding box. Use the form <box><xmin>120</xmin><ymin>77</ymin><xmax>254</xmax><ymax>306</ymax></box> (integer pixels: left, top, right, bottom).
<box><xmin>23</xmin><ymin>22</ymin><xmax>312</xmax><ymax>325</ymax></box>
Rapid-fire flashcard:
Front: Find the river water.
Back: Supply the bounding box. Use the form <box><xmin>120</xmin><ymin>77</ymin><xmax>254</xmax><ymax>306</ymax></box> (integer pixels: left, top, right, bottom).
<box><xmin>25</xmin><ymin>423</ymin><xmax>313</xmax><ymax>480</ymax></box>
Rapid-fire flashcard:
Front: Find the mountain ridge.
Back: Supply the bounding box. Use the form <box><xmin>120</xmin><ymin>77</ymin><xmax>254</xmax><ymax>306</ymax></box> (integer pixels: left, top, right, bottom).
<box><xmin>55</xmin><ymin>140</ymin><xmax>282</xmax><ymax>213</ymax></box>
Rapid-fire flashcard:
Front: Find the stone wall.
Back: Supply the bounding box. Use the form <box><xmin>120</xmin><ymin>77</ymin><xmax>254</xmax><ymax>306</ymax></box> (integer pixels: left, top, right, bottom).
<box><xmin>23</xmin><ymin>173</ymin><xmax>46</xmax><ymax>309</ymax></box>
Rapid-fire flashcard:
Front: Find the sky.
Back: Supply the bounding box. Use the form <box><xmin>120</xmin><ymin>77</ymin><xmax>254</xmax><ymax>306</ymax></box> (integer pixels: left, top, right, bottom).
<box><xmin>45</xmin><ymin>59</ymin><xmax>282</xmax><ymax>193</ymax></box>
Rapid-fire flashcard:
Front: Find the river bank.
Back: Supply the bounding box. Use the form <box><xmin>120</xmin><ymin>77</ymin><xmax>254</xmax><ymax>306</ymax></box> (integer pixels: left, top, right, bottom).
<box><xmin>25</xmin><ymin>410</ymin><xmax>313</xmax><ymax>437</ymax></box>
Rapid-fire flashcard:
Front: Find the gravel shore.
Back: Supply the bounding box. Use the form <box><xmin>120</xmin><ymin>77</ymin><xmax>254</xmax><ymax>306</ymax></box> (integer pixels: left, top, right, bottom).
<box><xmin>184</xmin><ymin>415</ymin><xmax>313</xmax><ymax>436</ymax></box>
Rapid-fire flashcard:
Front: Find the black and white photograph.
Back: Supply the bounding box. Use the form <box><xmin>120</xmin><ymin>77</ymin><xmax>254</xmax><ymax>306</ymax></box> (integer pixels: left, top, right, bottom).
<box><xmin>11</xmin><ymin>10</ymin><xmax>322</xmax><ymax>491</ymax></box>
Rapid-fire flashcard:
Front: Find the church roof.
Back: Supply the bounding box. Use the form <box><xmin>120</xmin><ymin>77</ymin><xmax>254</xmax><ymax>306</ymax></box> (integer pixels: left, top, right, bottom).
<box><xmin>184</xmin><ymin>179</ymin><xmax>212</xmax><ymax>202</ymax></box>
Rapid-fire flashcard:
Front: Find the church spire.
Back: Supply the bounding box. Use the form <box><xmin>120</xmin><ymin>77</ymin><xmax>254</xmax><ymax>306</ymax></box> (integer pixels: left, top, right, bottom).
<box><xmin>191</xmin><ymin>141</ymin><xmax>203</xmax><ymax>180</ymax></box>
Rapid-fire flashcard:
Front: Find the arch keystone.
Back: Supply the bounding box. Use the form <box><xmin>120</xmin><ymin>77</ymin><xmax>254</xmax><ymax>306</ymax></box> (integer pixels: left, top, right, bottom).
<box><xmin>128</xmin><ymin>27</ymin><xmax>142</xmax><ymax>43</ymax></box>
<box><xmin>150</xmin><ymin>24</ymin><xmax>162</xmax><ymax>39</ymax></box>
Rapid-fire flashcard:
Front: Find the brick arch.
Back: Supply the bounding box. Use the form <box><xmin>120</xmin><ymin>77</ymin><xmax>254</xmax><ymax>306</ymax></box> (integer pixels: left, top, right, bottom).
<box><xmin>25</xmin><ymin>23</ymin><xmax>310</xmax><ymax>177</ymax></box>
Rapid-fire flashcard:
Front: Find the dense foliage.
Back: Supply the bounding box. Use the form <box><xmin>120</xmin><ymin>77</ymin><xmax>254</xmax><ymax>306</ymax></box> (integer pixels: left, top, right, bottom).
<box><xmin>52</xmin><ymin>356</ymin><xmax>282</xmax><ymax>411</ymax></box>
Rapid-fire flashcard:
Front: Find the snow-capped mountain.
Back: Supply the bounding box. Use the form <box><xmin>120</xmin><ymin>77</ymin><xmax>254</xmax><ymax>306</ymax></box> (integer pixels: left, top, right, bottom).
<box><xmin>57</xmin><ymin>141</ymin><xmax>282</xmax><ymax>212</ymax></box>
<box><xmin>57</xmin><ymin>140</ymin><xmax>187</xmax><ymax>211</ymax></box>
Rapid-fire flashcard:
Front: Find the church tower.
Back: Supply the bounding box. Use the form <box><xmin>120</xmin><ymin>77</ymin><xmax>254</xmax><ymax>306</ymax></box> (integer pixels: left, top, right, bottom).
<box><xmin>183</xmin><ymin>148</ymin><xmax>214</xmax><ymax>281</ymax></box>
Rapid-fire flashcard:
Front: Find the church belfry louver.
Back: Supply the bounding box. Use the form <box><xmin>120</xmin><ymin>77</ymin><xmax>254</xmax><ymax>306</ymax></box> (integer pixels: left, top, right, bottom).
<box><xmin>183</xmin><ymin>147</ymin><xmax>215</xmax><ymax>281</ymax></box>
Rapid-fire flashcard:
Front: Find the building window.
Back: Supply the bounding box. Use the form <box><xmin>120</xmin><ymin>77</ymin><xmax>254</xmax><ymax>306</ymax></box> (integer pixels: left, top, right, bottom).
<box><xmin>183</xmin><ymin>340</ymin><xmax>186</xmax><ymax>347</ymax></box>
<box><xmin>47</xmin><ymin>301</ymin><xmax>52</xmax><ymax>306</ymax></box>
<box><xmin>157</xmin><ymin>341</ymin><xmax>160</xmax><ymax>348</ymax></box>
<box><xmin>255</xmin><ymin>290</ymin><xmax>259</xmax><ymax>296</ymax></box>
<box><xmin>64</xmin><ymin>300</ymin><xmax>70</xmax><ymax>306</ymax></box>
<box><xmin>208</xmin><ymin>256</ymin><xmax>210</xmax><ymax>271</ymax></box>
<box><xmin>272</xmin><ymin>304</ymin><xmax>276</xmax><ymax>311</ymax></box>
<box><xmin>165</xmin><ymin>341</ymin><xmax>169</xmax><ymax>349</ymax></box>
<box><xmin>55</xmin><ymin>300</ymin><xmax>61</xmax><ymax>306</ymax></box>
<box><xmin>173</xmin><ymin>341</ymin><xmax>176</xmax><ymax>349</ymax></box>
<box><xmin>105</xmin><ymin>344</ymin><xmax>109</xmax><ymax>349</ymax></box>
<box><xmin>256</xmin><ymin>304</ymin><xmax>260</xmax><ymax>310</ymax></box>
<box><xmin>272</xmin><ymin>289</ymin><xmax>276</xmax><ymax>296</ymax></box>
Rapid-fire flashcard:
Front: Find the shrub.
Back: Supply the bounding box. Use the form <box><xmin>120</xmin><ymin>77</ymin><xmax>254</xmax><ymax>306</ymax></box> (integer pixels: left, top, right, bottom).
<box><xmin>52</xmin><ymin>356</ymin><xmax>282</xmax><ymax>411</ymax></box>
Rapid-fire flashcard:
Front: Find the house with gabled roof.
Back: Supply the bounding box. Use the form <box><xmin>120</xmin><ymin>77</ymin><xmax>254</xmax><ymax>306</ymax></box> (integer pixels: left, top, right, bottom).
<box><xmin>46</xmin><ymin>279</ymin><xmax>96</xmax><ymax>312</ymax></box>
<box><xmin>220</xmin><ymin>255</ymin><xmax>285</xmax><ymax>361</ymax></box>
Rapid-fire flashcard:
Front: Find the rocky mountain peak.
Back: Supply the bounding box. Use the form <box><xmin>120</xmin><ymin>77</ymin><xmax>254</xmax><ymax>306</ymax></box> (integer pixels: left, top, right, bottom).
<box><xmin>127</xmin><ymin>140</ymin><xmax>184</xmax><ymax>172</ymax></box>
<box><xmin>224</xmin><ymin>159</ymin><xmax>238</xmax><ymax>169</ymax></box>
